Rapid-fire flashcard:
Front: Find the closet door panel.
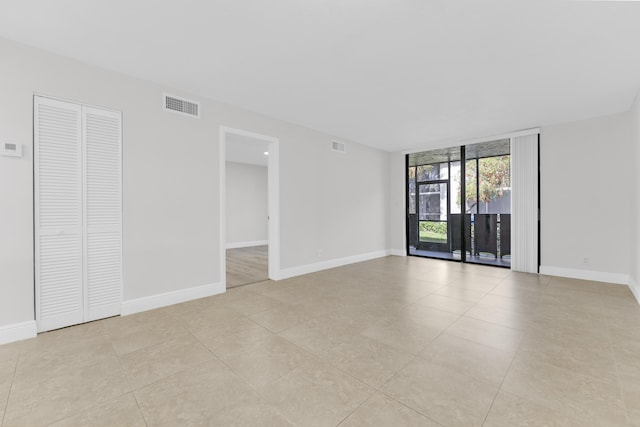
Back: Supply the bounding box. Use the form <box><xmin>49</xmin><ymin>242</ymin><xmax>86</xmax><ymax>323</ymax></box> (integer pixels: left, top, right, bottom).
<box><xmin>35</xmin><ymin>97</ymin><xmax>84</xmax><ymax>332</ymax></box>
<box><xmin>83</xmin><ymin>107</ymin><xmax>122</xmax><ymax>321</ymax></box>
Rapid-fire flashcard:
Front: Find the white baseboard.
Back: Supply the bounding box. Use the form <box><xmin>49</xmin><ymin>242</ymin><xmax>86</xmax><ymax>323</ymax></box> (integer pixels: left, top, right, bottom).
<box><xmin>0</xmin><ymin>320</ymin><xmax>37</xmax><ymax>345</ymax></box>
<box><xmin>539</xmin><ymin>265</ymin><xmax>629</xmax><ymax>285</ymax></box>
<box><xmin>389</xmin><ymin>249</ymin><xmax>407</xmax><ymax>256</ymax></box>
<box><xmin>628</xmin><ymin>277</ymin><xmax>640</xmax><ymax>305</ymax></box>
<box><xmin>122</xmin><ymin>282</ymin><xmax>225</xmax><ymax>316</ymax></box>
<box><xmin>226</xmin><ymin>240</ymin><xmax>268</xmax><ymax>249</ymax></box>
<box><xmin>274</xmin><ymin>250</ymin><xmax>390</xmax><ymax>280</ymax></box>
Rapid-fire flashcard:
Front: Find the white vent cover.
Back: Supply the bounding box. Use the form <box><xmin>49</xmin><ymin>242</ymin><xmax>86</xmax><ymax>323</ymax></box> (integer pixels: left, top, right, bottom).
<box><xmin>331</xmin><ymin>140</ymin><xmax>346</xmax><ymax>153</ymax></box>
<box><xmin>163</xmin><ymin>93</ymin><xmax>200</xmax><ymax>118</ymax></box>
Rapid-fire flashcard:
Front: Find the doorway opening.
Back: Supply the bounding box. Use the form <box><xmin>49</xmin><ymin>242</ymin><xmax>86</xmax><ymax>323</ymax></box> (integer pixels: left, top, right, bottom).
<box><xmin>219</xmin><ymin>127</ymin><xmax>280</xmax><ymax>289</ymax></box>
<box><xmin>407</xmin><ymin>139</ymin><xmax>511</xmax><ymax>268</ymax></box>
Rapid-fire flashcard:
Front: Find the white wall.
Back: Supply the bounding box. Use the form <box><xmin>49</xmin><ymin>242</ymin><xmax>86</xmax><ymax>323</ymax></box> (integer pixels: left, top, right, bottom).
<box><xmin>540</xmin><ymin>112</ymin><xmax>632</xmax><ymax>283</ymax></box>
<box><xmin>225</xmin><ymin>162</ymin><xmax>268</xmax><ymax>246</ymax></box>
<box><xmin>278</xmin><ymin>139</ymin><xmax>389</xmax><ymax>268</ymax></box>
<box><xmin>388</xmin><ymin>152</ymin><xmax>406</xmax><ymax>255</ymax></box>
<box><xmin>629</xmin><ymin>91</ymin><xmax>640</xmax><ymax>298</ymax></box>
<box><xmin>0</xmin><ymin>37</ymin><xmax>391</xmax><ymax>336</ymax></box>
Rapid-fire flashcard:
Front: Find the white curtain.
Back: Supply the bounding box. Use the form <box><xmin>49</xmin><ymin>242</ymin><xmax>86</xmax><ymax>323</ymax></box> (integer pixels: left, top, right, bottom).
<box><xmin>510</xmin><ymin>134</ymin><xmax>539</xmax><ymax>273</ymax></box>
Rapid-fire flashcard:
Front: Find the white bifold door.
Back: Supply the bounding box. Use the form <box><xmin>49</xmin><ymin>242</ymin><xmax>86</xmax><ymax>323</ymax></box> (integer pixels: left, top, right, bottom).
<box><xmin>34</xmin><ymin>96</ymin><xmax>122</xmax><ymax>333</ymax></box>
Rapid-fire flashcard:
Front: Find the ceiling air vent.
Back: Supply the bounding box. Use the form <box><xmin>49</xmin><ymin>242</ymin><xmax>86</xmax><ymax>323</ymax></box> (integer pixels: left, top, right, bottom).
<box><xmin>331</xmin><ymin>140</ymin><xmax>346</xmax><ymax>153</ymax></box>
<box><xmin>163</xmin><ymin>93</ymin><xmax>200</xmax><ymax>118</ymax></box>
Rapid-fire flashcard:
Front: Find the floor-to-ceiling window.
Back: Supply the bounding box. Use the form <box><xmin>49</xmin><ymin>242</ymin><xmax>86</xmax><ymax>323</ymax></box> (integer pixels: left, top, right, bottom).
<box><xmin>464</xmin><ymin>140</ymin><xmax>511</xmax><ymax>267</ymax></box>
<box><xmin>407</xmin><ymin>140</ymin><xmax>511</xmax><ymax>268</ymax></box>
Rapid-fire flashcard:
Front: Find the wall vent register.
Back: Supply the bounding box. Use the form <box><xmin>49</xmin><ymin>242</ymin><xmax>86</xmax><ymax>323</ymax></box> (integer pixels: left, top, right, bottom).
<box><xmin>163</xmin><ymin>93</ymin><xmax>200</xmax><ymax>118</ymax></box>
<box><xmin>331</xmin><ymin>140</ymin><xmax>346</xmax><ymax>153</ymax></box>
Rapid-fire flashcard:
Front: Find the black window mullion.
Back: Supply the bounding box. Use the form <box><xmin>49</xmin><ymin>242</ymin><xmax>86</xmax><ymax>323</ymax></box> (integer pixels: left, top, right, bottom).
<box><xmin>461</xmin><ymin>146</ymin><xmax>466</xmax><ymax>263</ymax></box>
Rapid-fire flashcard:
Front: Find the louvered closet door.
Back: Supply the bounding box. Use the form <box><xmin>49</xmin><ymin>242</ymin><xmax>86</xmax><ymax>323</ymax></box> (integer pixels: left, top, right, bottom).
<box><xmin>35</xmin><ymin>97</ymin><xmax>84</xmax><ymax>332</ymax></box>
<box><xmin>83</xmin><ymin>106</ymin><xmax>122</xmax><ymax>321</ymax></box>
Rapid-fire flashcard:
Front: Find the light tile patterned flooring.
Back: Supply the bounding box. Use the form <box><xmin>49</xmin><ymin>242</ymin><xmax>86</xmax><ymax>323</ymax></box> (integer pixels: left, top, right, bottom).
<box><xmin>1</xmin><ymin>256</ymin><xmax>639</xmax><ymax>426</ymax></box>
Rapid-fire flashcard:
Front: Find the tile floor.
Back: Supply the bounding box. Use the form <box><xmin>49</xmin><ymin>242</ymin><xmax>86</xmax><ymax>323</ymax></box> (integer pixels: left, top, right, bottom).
<box><xmin>0</xmin><ymin>256</ymin><xmax>639</xmax><ymax>426</ymax></box>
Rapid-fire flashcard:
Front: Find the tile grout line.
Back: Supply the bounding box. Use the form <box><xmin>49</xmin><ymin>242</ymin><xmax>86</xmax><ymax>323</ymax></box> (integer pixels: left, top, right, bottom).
<box><xmin>272</xmin><ymin>323</ymin><xmax>380</xmax><ymax>392</ymax></box>
<box><xmin>107</xmin><ymin>329</ymin><xmax>151</xmax><ymax>427</ymax></box>
<box><xmin>371</xmin><ymin>311</ymin><xmax>462</xmax><ymax>425</ymax></box>
<box><xmin>266</xmin><ymin>291</ymin><xmax>442</xmax><ymax>393</ymax></box>
<box><xmin>479</xmin><ymin>286</ymin><xmax>617</xmax><ymax>426</ymax></box>
<box><xmin>131</xmin><ymin>393</ymin><xmax>150</xmax><ymax>427</ymax></box>
<box><xmin>106</xmin><ymin>313</ymin><xmax>216</xmax><ymax>395</ymax></box>
<box><xmin>177</xmin><ymin>311</ymin><xmax>301</xmax><ymax>424</ymax></box>
<box><xmin>479</xmin><ymin>334</ymin><xmax>520</xmax><ymax>426</ymax></box>
<box><xmin>334</xmin><ymin>391</ymin><xmax>376</xmax><ymax>427</ymax></box>
<box><xmin>245</xmin><ymin>303</ymin><xmax>416</xmax><ymax>421</ymax></box>
<box><xmin>374</xmin><ymin>356</ymin><xmax>445</xmax><ymax>426</ymax></box>
<box><xmin>0</xmin><ymin>349</ymin><xmax>20</xmax><ymax>427</ymax></box>
<box><xmin>36</xmin><ymin>325</ymin><xmax>149</xmax><ymax>427</ymax></box>
<box><xmin>603</xmin><ymin>312</ymin><xmax>633</xmax><ymax>427</ymax></box>
<box><xmin>372</xmin><ymin>289</ymin><xmax>512</xmax><ymax>427</ymax></box>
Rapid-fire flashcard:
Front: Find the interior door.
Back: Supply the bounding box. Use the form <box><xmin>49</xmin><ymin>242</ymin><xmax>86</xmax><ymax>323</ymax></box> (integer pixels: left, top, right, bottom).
<box><xmin>35</xmin><ymin>96</ymin><xmax>122</xmax><ymax>332</ymax></box>
<box><xmin>83</xmin><ymin>106</ymin><xmax>122</xmax><ymax>321</ymax></box>
<box><xmin>35</xmin><ymin>96</ymin><xmax>84</xmax><ymax>332</ymax></box>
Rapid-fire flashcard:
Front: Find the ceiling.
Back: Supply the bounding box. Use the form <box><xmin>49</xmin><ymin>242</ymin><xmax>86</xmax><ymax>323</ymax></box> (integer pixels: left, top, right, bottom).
<box><xmin>1</xmin><ymin>1</ymin><xmax>639</xmax><ymax>152</ymax></box>
<box><xmin>408</xmin><ymin>139</ymin><xmax>510</xmax><ymax>166</ymax></box>
<box><xmin>226</xmin><ymin>133</ymin><xmax>270</xmax><ymax>167</ymax></box>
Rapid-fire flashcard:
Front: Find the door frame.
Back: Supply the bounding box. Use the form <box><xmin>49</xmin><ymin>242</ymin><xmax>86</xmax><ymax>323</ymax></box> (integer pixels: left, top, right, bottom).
<box><xmin>219</xmin><ymin>126</ymin><xmax>280</xmax><ymax>289</ymax></box>
<box><xmin>415</xmin><ymin>179</ymin><xmax>451</xmax><ymax>252</ymax></box>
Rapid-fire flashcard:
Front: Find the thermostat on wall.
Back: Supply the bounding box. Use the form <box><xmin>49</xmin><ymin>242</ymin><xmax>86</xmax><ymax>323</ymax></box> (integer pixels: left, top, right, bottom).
<box><xmin>1</xmin><ymin>142</ymin><xmax>22</xmax><ymax>157</ymax></box>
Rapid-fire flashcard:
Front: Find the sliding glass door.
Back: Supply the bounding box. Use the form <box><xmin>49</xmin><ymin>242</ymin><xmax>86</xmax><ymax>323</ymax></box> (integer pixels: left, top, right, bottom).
<box><xmin>407</xmin><ymin>148</ymin><xmax>462</xmax><ymax>260</ymax></box>
<box><xmin>465</xmin><ymin>140</ymin><xmax>511</xmax><ymax>267</ymax></box>
<box><xmin>407</xmin><ymin>140</ymin><xmax>511</xmax><ymax>268</ymax></box>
